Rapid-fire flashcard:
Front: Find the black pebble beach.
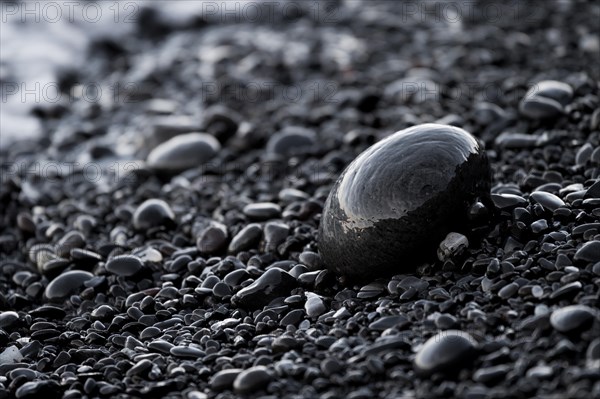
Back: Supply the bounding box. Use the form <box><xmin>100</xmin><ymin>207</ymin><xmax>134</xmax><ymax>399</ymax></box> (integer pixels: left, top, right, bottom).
<box><xmin>1</xmin><ymin>1</ymin><xmax>599</xmax><ymax>399</ymax></box>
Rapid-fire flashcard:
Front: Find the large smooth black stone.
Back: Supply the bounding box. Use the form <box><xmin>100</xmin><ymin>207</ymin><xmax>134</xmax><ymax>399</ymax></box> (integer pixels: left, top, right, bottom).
<box><xmin>319</xmin><ymin>123</ymin><xmax>491</xmax><ymax>280</ymax></box>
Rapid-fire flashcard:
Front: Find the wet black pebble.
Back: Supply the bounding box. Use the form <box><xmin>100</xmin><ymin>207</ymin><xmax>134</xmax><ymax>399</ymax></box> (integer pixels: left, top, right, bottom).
<box><xmin>55</xmin><ymin>231</ymin><xmax>85</xmax><ymax>258</ymax></box>
<box><xmin>435</xmin><ymin>314</ymin><xmax>459</xmax><ymax>329</ymax></box>
<box><xmin>319</xmin><ymin>124</ymin><xmax>491</xmax><ymax>279</ymax></box>
<box><xmin>126</xmin><ymin>359</ymin><xmax>153</xmax><ymax>377</ymax></box>
<box><xmin>321</xmin><ymin>358</ymin><xmax>343</xmax><ymax>376</ymax></box>
<box><xmin>414</xmin><ymin>330</ymin><xmax>478</xmax><ymax>375</ymax></box>
<box><xmin>233</xmin><ymin>366</ymin><xmax>271</xmax><ymax>394</ymax></box>
<box><xmin>576</xmin><ymin>143</ymin><xmax>594</xmax><ymax>166</ymax></box>
<box><xmin>519</xmin><ymin>95</ymin><xmax>565</xmax><ymax>120</ymax></box>
<box><xmin>105</xmin><ymin>255</ymin><xmax>143</xmax><ymax>276</ymax></box>
<box><xmin>498</xmin><ymin>282</ymin><xmax>519</xmax><ymax>299</ymax></box>
<box><xmin>210</xmin><ymin>369</ymin><xmax>242</xmax><ymax>391</ymax></box>
<box><xmin>368</xmin><ymin>315</ymin><xmax>409</xmax><ymax>331</ymax></box>
<box><xmin>494</xmin><ymin>132</ymin><xmax>543</xmax><ymax>149</ymax></box>
<box><xmin>266</xmin><ymin>126</ymin><xmax>316</xmax><ymax>156</ymax></box>
<box><xmin>584</xmin><ymin>180</ymin><xmax>600</xmax><ymax>199</ymax></box>
<box><xmin>264</xmin><ymin>222</ymin><xmax>289</xmax><ymax>252</ymax></box>
<box><xmin>133</xmin><ymin>199</ymin><xmax>175</xmax><ymax>230</ymax></box>
<box><xmin>519</xmin><ymin>80</ymin><xmax>573</xmax><ymax>119</ymax></box>
<box><xmin>531</xmin><ymin>219</ymin><xmax>549</xmax><ymax>234</ymax></box>
<box><xmin>532</xmin><ymin>80</ymin><xmax>574</xmax><ymax>104</ymax></box>
<box><xmin>0</xmin><ymin>311</ymin><xmax>19</xmax><ymax>329</ymax></box>
<box><xmin>228</xmin><ymin>223</ymin><xmax>262</xmax><ymax>254</ymax></box>
<box><xmin>587</xmin><ymin>338</ymin><xmax>600</xmax><ymax>367</ymax></box>
<box><xmin>550</xmin><ymin>305</ymin><xmax>597</xmax><ymax>333</ymax></box>
<box><xmin>530</xmin><ymin>191</ymin><xmax>565</xmax><ymax>212</ymax></box>
<box><xmin>243</xmin><ymin>202</ymin><xmax>281</xmax><ymax>220</ymax></box>
<box><xmin>44</xmin><ymin>270</ymin><xmax>94</xmax><ymax>300</ymax></box>
<box><xmin>233</xmin><ymin>268</ymin><xmax>296</xmax><ymax>310</ymax></box>
<box><xmin>574</xmin><ymin>241</ymin><xmax>600</xmax><ymax>263</ymax></box>
<box><xmin>491</xmin><ymin>194</ymin><xmax>528</xmax><ymax>210</ymax></box>
<box><xmin>196</xmin><ymin>222</ymin><xmax>228</xmax><ymax>254</ymax></box>
<box><xmin>473</xmin><ymin>365</ymin><xmax>510</xmax><ymax>385</ymax></box>
<box><xmin>16</xmin><ymin>380</ymin><xmax>60</xmax><ymax>399</ymax></box>
<box><xmin>550</xmin><ymin>281</ymin><xmax>582</xmax><ymax>300</ymax></box>
<box><xmin>146</xmin><ymin>132</ymin><xmax>220</xmax><ymax>171</ymax></box>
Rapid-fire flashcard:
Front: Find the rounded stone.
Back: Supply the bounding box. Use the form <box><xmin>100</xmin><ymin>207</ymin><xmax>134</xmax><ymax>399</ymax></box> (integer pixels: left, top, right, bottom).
<box><xmin>266</xmin><ymin>126</ymin><xmax>316</xmax><ymax>156</ymax></box>
<box><xmin>414</xmin><ymin>330</ymin><xmax>478</xmax><ymax>375</ymax></box>
<box><xmin>133</xmin><ymin>199</ymin><xmax>176</xmax><ymax>231</ymax></box>
<box><xmin>550</xmin><ymin>305</ymin><xmax>597</xmax><ymax>333</ymax></box>
<box><xmin>319</xmin><ymin>124</ymin><xmax>491</xmax><ymax>279</ymax></box>
<box><xmin>519</xmin><ymin>95</ymin><xmax>564</xmax><ymax>120</ymax></box>
<box><xmin>530</xmin><ymin>80</ymin><xmax>573</xmax><ymax>105</ymax></box>
<box><xmin>105</xmin><ymin>255</ymin><xmax>143</xmax><ymax>276</ymax></box>
<box><xmin>0</xmin><ymin>311</ymin><xmax>19</xmax><ymax>329</ymax></box>
<box><xmin>210</xmin><ymin>369</ymin><xmax>242</xmax><ymax>391</ymax></box>
<box><xmin>519</xmin><ymin>80</ymin><xmax>573</xmax><ymax>120</ymax></box>
<box><xmin>574</xmin><ymin>241</ymin><xmax>600</xmax><ymax>263</ymax></box>
<box><xmin>233</xmin><ymin>366</ymin><xmax>271</xmax><ymax>394</ymax></box>
<box><xmin>243</xmin><ymin>202</ymin><xmax>282</xmax><ymax>220</ymax></box>
<box><xmin>44</xmin><ymin>270</ymin><xmax>94</xmax><ymax>300</ymax></box>
<box><xmin>146</xmin><ymin>132</ymin><xmax>220</xmax><ymax>172</ymax></box>
<box><xmin>529</xmin><ymin>191</ymin><xmax>565</xmax><ymax>212</ymax></box>
<box><xmin>196</xmin><ymin>222</ymin><xmax>228</xmax><ymax>254</ymax></box>
<box><xmin>228</xmin><ymin>223</ymin><xmax>262</xmax><ymax>254</ymax></box>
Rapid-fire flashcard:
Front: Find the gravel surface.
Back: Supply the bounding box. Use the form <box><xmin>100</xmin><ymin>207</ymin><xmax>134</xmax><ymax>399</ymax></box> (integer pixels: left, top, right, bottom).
<box><xmin>1</xmin><ymin>1</ymin><xmax>600</xmax><ymax>398</ymax></box>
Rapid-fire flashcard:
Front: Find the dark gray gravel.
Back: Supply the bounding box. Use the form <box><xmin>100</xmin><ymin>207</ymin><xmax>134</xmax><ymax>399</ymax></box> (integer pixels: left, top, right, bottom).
<box><xmin>0</xmin><ymin>1</ymin><xmax>599</xmax><ymax>399</ymax></box>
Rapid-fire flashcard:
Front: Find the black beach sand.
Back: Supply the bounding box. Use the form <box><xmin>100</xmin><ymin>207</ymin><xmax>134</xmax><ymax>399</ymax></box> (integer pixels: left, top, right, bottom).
<box><xmin>1</xmin><ymin>1</ymin><xmax>599</xmax><ymax>398</ymax></box>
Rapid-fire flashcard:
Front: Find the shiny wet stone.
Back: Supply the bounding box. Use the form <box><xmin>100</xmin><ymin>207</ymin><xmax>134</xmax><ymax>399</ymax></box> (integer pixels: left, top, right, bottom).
<box><xmin>498</xmin><ymin>282</ymin><xmax>519</xmax><ymax>299</ymax></box>
<box><xmin>264</xmin><ymin>222</ymin><xmax>290</xmax><ymax>252</ymax></box>
<box><xmin>368</xmin><ymin>315</ymin><xmax>409</xmax><ymax>331</ymax></box>
<box><xmin>532</xmin><ymin>80</ymin><xmax>573</xmax><ymax>105</ymax></box>
<box><xmin>529</xmin><ymin>191</ymin><xmax>565</xmax><ymax>212</ymax></box>
<box><xmin>228</xmin><ymin>223</ymin><xmax>262</xmax><ymax>254</ymax></box>
<box><xmin>196</xmin><ymin>222</ymin><xmax>228</xmax><ymax>254</ymax></box>
<box><xmin>243</xmin><ymin>202</ymin><xmax>281</xmax><ymax>220</ymax></box>
<box><xmin>319</xmin><ymin>124</ymin><xmax>491</xmax><ymax>279</ymax></box>
<box><xmin>233</xmin><ymin>268</ymin><xmax>296</xmax><ymax>310</ymax></box>
<box><xmin>573</xmin><ymin>241</ymin><xmax>600</xmax><ymax>263</ymax></box>
<box><xmin>133</xmin><ymin>199</ymin><xmax>176</xmax><ymax>230</ymax></box>
<box><xmin>519</xmin><ymin>80</ymin><xmax>573</xmax><ymax>119</ymax></box>
<box><xmin>55</xmin><ymin>231</ymin><xmax>85</xmax><ymax>258</ymax></box>
<box><xmin>0</xmin><ymin>311</ymin><xmax>19</xmax><ymax>329</ymax></box>
<box><xmin>233</xmin><ymin>366</ymin><xmax>271</xmax><ymax>394</ymax></box>
<box><xmin>146</xmin><ymin>132</ymin><xmax>220</xmax><ymax>172</ymax></box>
<box><xmin>550</xmin><ymin>305</ymin><xmax>597</xmax><ymax>333</ymax></box>
<box><xmin>15</xmin><ymin>380</ymin><xmax>60</xmax><ymax>399</ymax></box>
<box><xmin>210</xmin><ymin>369</ymin><xmax>242</xmax><ymax>391</ymax></box>
<box><xmin>44</xmin><ymin>270</ymin><xmax>94</xmax><ymax>300</ymax></box>
<box><xmin>266</xmin><ymin>126</ymin><xmax>316</xmax><ymax>156</ymax></box>
<box><xmin>105</xmin><ymin>255</ymin><xmax>143</xmax><ymax>276</ymax></box>
<box><xmin>414</xmin><ymin>330</ymin><xmax>478</xmax><ymax>375</ymax></box>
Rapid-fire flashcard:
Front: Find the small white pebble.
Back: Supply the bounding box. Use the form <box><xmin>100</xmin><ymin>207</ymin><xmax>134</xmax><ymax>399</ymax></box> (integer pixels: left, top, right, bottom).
<box><xmin>0</xmin><ymin>346</ymin><xmax>23</xmax><ymax>365</ymax></box>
